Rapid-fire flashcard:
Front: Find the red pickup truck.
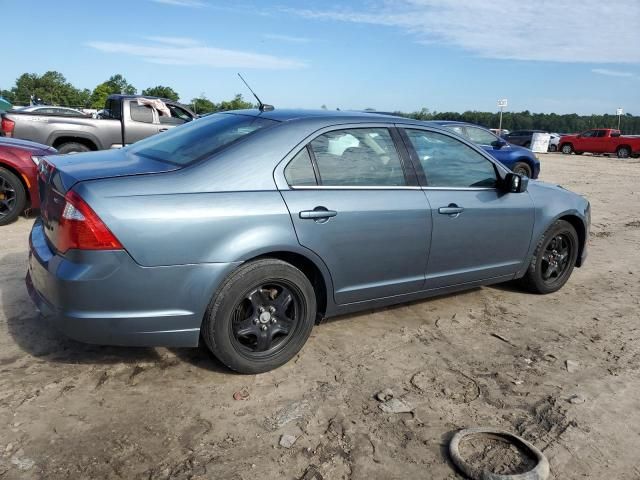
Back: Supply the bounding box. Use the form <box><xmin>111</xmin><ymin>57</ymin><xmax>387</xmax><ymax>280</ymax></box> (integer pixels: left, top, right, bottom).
<box><xmin>559</xmin><ymin>129</ymin><xmax>640</xmax><ymax>158</ymax></box>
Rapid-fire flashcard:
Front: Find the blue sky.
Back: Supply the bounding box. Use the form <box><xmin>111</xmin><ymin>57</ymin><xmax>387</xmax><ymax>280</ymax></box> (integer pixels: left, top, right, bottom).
<box><xmin>2</xmin><ymin>0</ymin><xmax>639</xmax><ymax>114</ymax></box>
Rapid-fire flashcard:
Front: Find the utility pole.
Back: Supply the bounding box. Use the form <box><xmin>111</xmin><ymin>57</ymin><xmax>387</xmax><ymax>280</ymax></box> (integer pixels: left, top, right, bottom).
<box><xmin>497</xmin><ymin>99</ymin><xmax>508</xmax><ymax>134</ymax></box>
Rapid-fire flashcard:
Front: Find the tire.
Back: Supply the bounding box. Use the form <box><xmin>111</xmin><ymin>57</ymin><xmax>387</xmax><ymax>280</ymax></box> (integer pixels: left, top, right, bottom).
<box><xmin>548</xmin><ymin>144</ymin><xmax>557</xmax><ymax>152</ymax></box>
<box><xmin>202</xmin><ymin>259</ymin><xmax>317</xmax><ymax>374</ymax></box>
<box><xmin>561</xmin><ymin>143</ymin><xmax>573</xmax><ymax>154</ymax></box>
<box><xmin>512</xmin><ymin>161</ymin><xmax>532</xmax><ymax>178</ymax></box>
<box><xmin>520</xmin><ymin>219</ymin><xmax>579</xmax><ymax>294</ymax></box>
<box><xmin>0</xmin><ymin>167</ymin><xmax>27</xmax><ymax>226</ymax></box>
<box><xmin>617</xmin><ymin>146</ymin><xmax>631</xmax><ymax>159</ymax></box>
<box><xmin>57</xmin><ymin>142</ymin><xmax>91</xmax><ymax>154</ymax></box>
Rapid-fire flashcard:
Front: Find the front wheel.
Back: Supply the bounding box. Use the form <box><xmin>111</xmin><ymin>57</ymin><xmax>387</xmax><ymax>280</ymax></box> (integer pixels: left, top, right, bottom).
<box><xmin>202</xmin><ymin>259</ymin><xmax>316</xmax><ymax>374</ymax></box>
<box><xmin>561</xmin><ymin>144</ymin><xmax>573</xmax><ymax>154</ymax></box>
<box><xmin>520</xmin><ymin>220</ymin><xmax>579</xmax><ymax>294</ymax></box>
<box><xmin>0</xmin><ymin>167</ymin><xmax>27</xmax><ymax>226</ymax></box>
<box><xmin>512</xmin><ymin>161</ymin><xmax>532</xmax><ymax>178</ymax></box>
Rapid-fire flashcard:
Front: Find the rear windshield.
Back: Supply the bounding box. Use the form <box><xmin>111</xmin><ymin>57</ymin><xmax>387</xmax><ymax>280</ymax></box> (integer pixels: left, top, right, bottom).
<box><xmin>126</xmin><ymin>113</ymin><xmax>278</xmax><ymax>165</ymax></box>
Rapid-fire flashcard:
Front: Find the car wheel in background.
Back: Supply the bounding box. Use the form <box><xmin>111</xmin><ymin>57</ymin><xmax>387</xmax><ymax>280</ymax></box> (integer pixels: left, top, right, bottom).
<box><xmin>617</xmin><ymin>146</ymin><xmax>630</xmax><ymax>159</ymax></box>
<box><xmin>561</xmin><ymin>144</ymin><xmax>573</xmax><ymax>154</ymax></box>
<box><xmin>0</xmin><ymin>167</ymin><xmax>27</xmax><ymax>226</ymax></box>
<box><xmin>202</xmin><ymin>259</ymin><xmax>317</xmax><ymax>374</ymax></box>
<box><xmin>523</xmin><ymin>141</ymin><xmax>531</xmax><ymax>149</ymax></box>
<box><xmin>520</xmin><ymin>219</ymin><xmax>578</xmax><ymax>294</ymax></box>
<box><xmin>548</xmin><ymin>144</ymin><xmax>557</xmax><ymax>152</ymax></box>
<box><xmin>57</xmin><ymin>142</ymin><xmax>91</xmax><ymax>154</ymax></box>
<box><xmin>512</xmin><ymin>162</ymin><xmax>532</xmax><ymax>178</ymax></box>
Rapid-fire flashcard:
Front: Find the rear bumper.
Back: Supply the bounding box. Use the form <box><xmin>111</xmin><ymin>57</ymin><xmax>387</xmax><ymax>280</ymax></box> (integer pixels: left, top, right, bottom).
<box><xmin>26</xmin><ymin>218</ymin><xmax>240</xmax><ymax>347</ymax></box>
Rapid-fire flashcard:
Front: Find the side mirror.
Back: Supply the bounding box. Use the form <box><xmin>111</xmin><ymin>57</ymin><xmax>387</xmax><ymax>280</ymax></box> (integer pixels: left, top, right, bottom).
<box><xmin>504</xmin><ymin>172</ymin><xmax>528</xmax><ymax>193</ymax></box>
<box><xmin>491</xmin><ymin>139</ymin><xmax>507</xmax><ymax>149</ymax></box>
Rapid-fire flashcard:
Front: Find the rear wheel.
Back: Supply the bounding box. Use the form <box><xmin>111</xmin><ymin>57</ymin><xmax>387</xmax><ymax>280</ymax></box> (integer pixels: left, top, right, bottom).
<box><xmin>561</xmin><ymin>144</ymin><xmax>573</xmax><ymax>154</ymax></box>
<box><xmin>617</xmin><ymin>146</ymin><xmax>631</xmax><ymax>159</ymax></box>
<box><xmin>512</xmin><ymin>162</ymin><xmax>532</xmax><ymax>177</ymax></box>
<box><xmin>520</xmin><ymin>220</ymin><xmax>578</xmax><ymax>294</ymax></box>
<box><xmin>57</xmin><ymin>142</ymin><xmax>91</xmax><ymax>154</ymax></box>
<box><xmin>0</xmin><ymin>167</ymin><xmax>26</xmax><ymax>226</ymax></box>
<box><xmin>202</xmin><ymin>259</ymin><xmax>316</xmax><ymax>374</ymax></box>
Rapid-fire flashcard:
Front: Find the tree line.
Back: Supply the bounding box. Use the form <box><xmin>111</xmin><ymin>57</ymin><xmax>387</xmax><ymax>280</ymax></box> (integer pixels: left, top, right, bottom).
<box><xmin>395</xmin><ymin>108</ymin><xmax>640</xmax><ymax>135</ymax></box>
<box><xmin>1</xmin><ymin>71</ymin><xmax>638</xmax><ymax>133</ymax></box>
<box><xmin>0</xmin><ymin>71</ymin><xmax>252</xmax><ymax>114</ymax></box>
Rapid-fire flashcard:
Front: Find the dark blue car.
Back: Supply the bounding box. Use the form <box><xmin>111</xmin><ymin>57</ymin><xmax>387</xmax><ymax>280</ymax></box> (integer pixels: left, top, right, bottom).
<box><xmin>431</xmin><ymin>121</ymin><xmax>540</xmax><ymax>179</ymax></box>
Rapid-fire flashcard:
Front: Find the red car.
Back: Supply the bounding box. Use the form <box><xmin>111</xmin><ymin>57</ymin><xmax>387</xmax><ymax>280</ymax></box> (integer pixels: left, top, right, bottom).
<box><xmin>558</xmin><ymin>128</ymin><xmax>640</xmax><ymax>158</ymax></box>
<box><xmin>0</xmin><ymin>137</ymin><xmax>57</xmax><ymax>225</ymax></box>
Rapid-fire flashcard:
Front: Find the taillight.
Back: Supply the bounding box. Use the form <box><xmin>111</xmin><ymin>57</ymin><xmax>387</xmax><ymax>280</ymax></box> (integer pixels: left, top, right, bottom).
<box><xmin>56</xmin><ymin>190</ymin><xmax>123</xmax><ymax>253</ymax></box>
<box><xmin>1</xmin><ymin>117</ymin><xmax>15</xmax><ymax>137</ymax></box>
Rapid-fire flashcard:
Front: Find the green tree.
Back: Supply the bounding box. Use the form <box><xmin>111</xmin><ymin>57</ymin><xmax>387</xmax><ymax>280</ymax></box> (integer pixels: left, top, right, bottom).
<box><xmin>214</xmin><ymin>94</ymin><xmax>254</xmax><ymax>111</ymax></box>
<box><xmin>4</xmin><ymin>71</ymin><xmax>89</xmax><ymax>107</ymax></box>
<box><xmin>104</xmin><ymin>74</ymin><xmax>136</xmax><ymax>95</ymax></box>
<box><xmin>141</xmin><ymin>85</ymin><xmax>180</xmax><ymax>101</ymax></box>
<box><xmin>90</xmin><ymin>83</ymin><xmax>112</xmax><ymax>109</ymax></box>
<box><xmin>190</xmin><ymin>95</ymin><xmax>216</xmax><ymax>114</ymax></box>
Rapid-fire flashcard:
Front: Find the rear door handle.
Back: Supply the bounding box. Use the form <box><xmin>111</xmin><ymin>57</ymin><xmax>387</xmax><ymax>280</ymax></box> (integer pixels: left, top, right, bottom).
<box><xmin>299</xmin><ymin>208</ymin><xmax>337</xmax><ymax>219</ymax></box>
<box><xmin>438</xmin><ymin>204</ymin><xmax>464</xmax><ymax>215</ymax></box>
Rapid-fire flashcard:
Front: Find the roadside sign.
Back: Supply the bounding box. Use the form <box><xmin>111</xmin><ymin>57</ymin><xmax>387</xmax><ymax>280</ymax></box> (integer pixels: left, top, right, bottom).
<box><xmin>616</xmin><ymin>108</ymin><xmax>623</xmax><ymax>116</ymax></box>
<box><xmin>497</xmin><ymin>99</ymin><xmax>508</xmax><ymax>108</ymax></box>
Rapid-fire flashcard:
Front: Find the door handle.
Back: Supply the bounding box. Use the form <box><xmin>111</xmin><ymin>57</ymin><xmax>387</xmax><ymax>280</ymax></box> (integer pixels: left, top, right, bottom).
<box><xmin>438</xmin><ymin>204</ymin><xmax>464</xmax><ymax>215</ymax></box>
<box><xmin>159</xmin><ymin>128</ymin><xmax>169</xmax><ymax>132</ymax></box>
<box><xmin>299</xmin><ymin>208</ymin><xmax>337</xmax><ymax>220</ymax></box>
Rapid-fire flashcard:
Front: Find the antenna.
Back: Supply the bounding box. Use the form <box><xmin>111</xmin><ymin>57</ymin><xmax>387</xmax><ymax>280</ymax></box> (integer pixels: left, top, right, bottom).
<box><xmin>237</xmin><ymin>73</ymin><xmax>274</xmax><ymax>112</ymax></box>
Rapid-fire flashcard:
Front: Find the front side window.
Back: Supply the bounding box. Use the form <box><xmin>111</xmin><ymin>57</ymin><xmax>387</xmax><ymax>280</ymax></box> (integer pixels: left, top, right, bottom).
<box><xmin>127</xmin><ymin>113</ymin><xmax>277</xmax><ymax>166</ymax></box>
<box><xmin>160</xmin><ymin>105</ymin><xmax>194</xmax><ymax>125</ymax></box>
<box><xmin>309</xmin><ymin>128</ymin><xmax>406</xmax><ymax>186</ymax></box>
<box><xmin>464</xmin><ymin>126</ymin><xmax>498</xmax><ymax>146</ymax></box>
<box><xmin>404</xmin><ymin>129</ymin><xmax>497</xmax><ymax>188</ymax></box>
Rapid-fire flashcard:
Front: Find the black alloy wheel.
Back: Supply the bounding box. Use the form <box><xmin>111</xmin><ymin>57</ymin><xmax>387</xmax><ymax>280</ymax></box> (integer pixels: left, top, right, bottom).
<box><xmin>231</xmin><ymin>282</ymin><xmax>300</xmax><ymax>355</ymax></box>
<box><xmin>202</xmin><ymin>258</ymin><xmax>316</xmax><ymax>374</ymax></box>
<box><xmin>0</xmin><ymin>167</ymin><xmax>27</xmax><ymax>226</ymax></box>
<box><xmin>540</xmin><ymin>233</ymin><xmax>572</xmax><ymax>285</ymax></box>
<box><xmin>520</xmin><ymin>219</ymin><xmax>579</xmax><ymax>294</ymax></box>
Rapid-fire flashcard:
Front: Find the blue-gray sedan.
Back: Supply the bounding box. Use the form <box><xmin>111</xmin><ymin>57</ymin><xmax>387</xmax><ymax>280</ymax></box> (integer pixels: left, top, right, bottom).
<box><xmin>26</xmin><ymin>109</ymin><xmax>590</xmax><ymax>373</ymax></box>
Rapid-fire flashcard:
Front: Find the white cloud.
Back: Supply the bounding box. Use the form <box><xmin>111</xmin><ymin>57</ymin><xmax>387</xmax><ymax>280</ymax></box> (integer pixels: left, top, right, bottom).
<box><xmin>263</xmin><ymin>33</ymin><xmax>311</xmax><ymax>43</ymax></box>
<box><xmin>150</xmin><ymin>0</ymin><xmax>205</xmax><ymax>7</ymax></box>
<box><xmin>592</xmin><ymin>68</ymin><xmax>634</xmax><ymax>77</ymax></box>
<box><xmin>86</xmin><ymin>38</ymin><xmax>306</xmax><ymax>69</ymax></box>
<box><xmin>289</xmin><ymin>0</ymin><xmax>640</xmax><ymax>64</ymax></box>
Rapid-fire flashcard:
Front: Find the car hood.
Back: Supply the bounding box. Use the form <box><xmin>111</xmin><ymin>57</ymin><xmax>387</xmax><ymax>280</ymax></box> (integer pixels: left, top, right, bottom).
<box><xmin>0</xmin><ymin>137</ymin><xmax>57</xmax><ymax>154</ymax></box>
<box><xmin>42</xmin><ymin>148</ymin><xmax>180</xmax><ymax>192</ymax></box>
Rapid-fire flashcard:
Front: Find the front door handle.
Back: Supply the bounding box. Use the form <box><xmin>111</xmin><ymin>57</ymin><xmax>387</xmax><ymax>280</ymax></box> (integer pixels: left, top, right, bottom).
<box><xmin>438</xmin><ymin>204</ymin><xmax>464</xmax><ymax>215</ymax></box>
<box><xmin>159</xmin><ymin>128</ymin><xmax>169</xmax><ymax>132</ymax></box>
<box><xmin>299</xmin><ymin>207</ymin><xmax>337</xmax><ymax>220</ymax></box>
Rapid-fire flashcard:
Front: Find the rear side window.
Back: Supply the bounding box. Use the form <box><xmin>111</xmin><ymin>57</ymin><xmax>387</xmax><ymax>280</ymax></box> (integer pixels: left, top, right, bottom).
<box><xmin>464</xmin><ymin>126</ymin><xmax>497</xmax><ymax>145</ymax></box>
<box><xmin>285</xmin><ymin>148</ymin><xmax>317</xmax><ymax>186</ymax></box>
<box><xmin>309</xmin><ymin>128</ymin><xmax>406</xmax><ymax>187</ymax></box>
<box><xmin>130</xmin><ymin>103</ymin><xmax>154</xmax><ymax>123</ymax></box>
<box><xmin>104</xmin><ymin>99</ymin><xmax>121</xmax><ymax>120</ymax></box>
<box><xmin>127</xmin><ymin>113</ymin><xmax>277</xmax><ymax>165</ymax></box>
<box><xmin>404</xmin><ymin>129</ymin><xmax>497</xmax><ymax>188</ymax></box>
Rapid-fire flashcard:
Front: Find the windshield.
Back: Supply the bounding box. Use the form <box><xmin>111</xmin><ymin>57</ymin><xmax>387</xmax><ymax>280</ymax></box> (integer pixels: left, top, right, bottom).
<box><xmin>126</xmin><ymin>113</ymin><xmax>278</xmax><ymax>165</ymax></box>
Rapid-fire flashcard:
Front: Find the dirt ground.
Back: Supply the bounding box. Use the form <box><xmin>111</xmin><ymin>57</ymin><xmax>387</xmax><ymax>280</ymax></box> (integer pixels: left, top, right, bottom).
<box><xmin>1</xmin><ymin>153</ymin><xmax>639</xmax><ymax>479</ymax></box>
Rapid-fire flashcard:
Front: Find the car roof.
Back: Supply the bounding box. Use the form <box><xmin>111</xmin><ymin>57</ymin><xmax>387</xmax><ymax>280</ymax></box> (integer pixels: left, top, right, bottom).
<box><xmin>222</xmin><ymin>108</ymin><xmax>403</xmax><ymax>123</ymax></box>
